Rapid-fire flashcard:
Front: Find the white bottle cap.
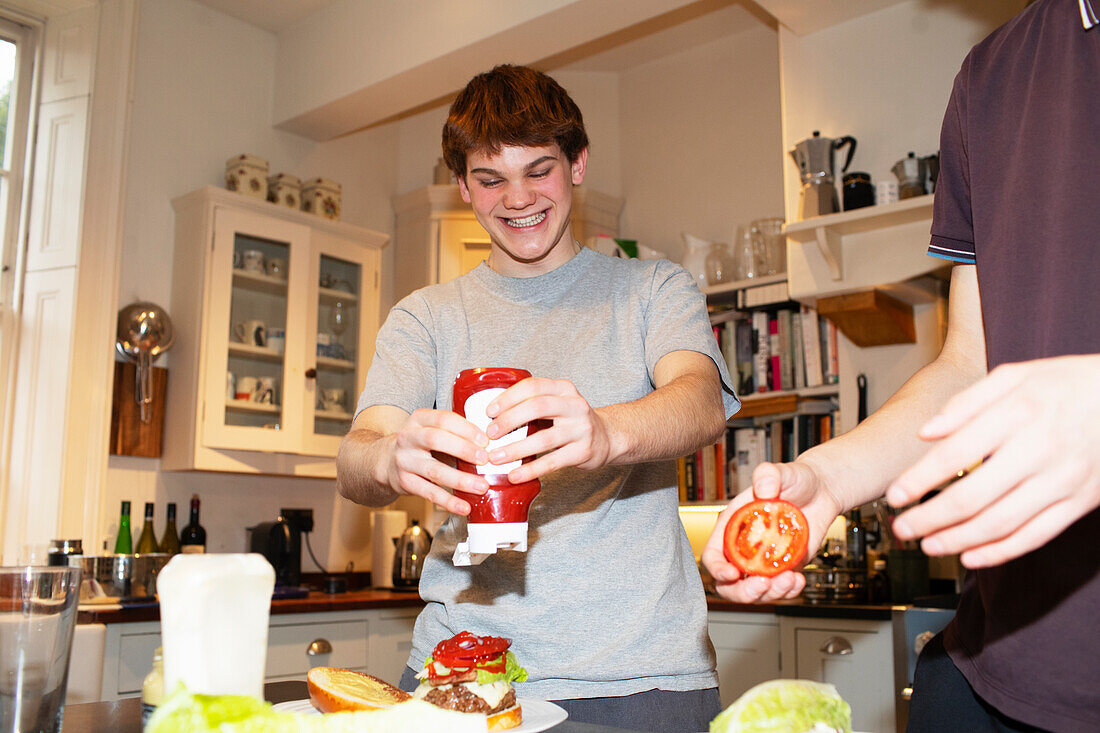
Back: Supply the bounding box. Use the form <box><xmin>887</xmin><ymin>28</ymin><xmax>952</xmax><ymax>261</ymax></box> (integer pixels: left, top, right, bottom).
<box><xmin>452</xmin><ymin>522</ymin><xmax>529</xmax><ymax>566</ymax></box>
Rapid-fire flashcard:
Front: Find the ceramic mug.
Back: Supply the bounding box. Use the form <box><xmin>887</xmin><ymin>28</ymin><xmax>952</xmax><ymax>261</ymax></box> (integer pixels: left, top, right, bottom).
<box><xmin>234</xmin><ymin>320</ymin><xmax>266</xmax><ymax>346</ymax></box>
<box><xmin>265</xmin><ymin>258</ymin><xmax>287</xmax><ymax>280</ymax></box>
<box><xmin>266</xmin><ymin>328</ymin><xmax>286</xmax><ymax>354</ymax></box>
<box><xmin>235</xmin><ymin>376</ymin><xmax>259</xmax><ymax>401</ymax></box>
<box><xmin>323</xmin><ymin>388</ymin><xmax>346</xmax><ymax>411</ymax></box>
<box><xmin>242</xmin><ymin>249</ymin><xmax>264</xmax><ymax>273</ymax></box>
<box><xmin>256</xmin><ymin>376</ymin><xmax>277</xmax><ymax>404</ymax></box>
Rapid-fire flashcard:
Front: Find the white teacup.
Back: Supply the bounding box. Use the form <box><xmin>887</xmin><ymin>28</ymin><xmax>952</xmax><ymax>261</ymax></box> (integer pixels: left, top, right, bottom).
<box><xmin>234</xmin><ymin>320</ymin><xmax>266</xmax><ymax>347</ymax></box>
<box><xmin>256</xmin><ymin>377</ymin><xmax>277</xmax><ymax>404</ymax></box>
<box><xmin>322</xmin><ymin>388</ymin><xmax>346</xmax><ymax>411</ymax></box>
<box><xmin>267</xmin><ymin>328</ymin><xmax>286</xmax><ymax>354</ymax></box>
<box><xmin>235</xmin><ymin>376</ymin><xmax>259</xmax><ymax>401</ymax></box>
<box><xmin>242</xmin><ymin>249</ymin><xmax>264</xmax><ymax>273</ymax></box>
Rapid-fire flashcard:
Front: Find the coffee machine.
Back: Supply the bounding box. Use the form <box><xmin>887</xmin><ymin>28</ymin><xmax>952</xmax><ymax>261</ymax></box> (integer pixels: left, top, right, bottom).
<box><xmin>248</xmin><ymin>511</ymin><xmax>304</xmax><ymax>591</ymax></box>
<box><xmin>790</xmin><ymin>131</ymin><xmax>857</xmax><ymax>219</ymax></box>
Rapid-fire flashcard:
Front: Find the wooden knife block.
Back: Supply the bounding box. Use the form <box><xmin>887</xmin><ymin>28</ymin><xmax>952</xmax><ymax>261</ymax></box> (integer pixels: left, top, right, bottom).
<box><xmin>817</xmin><ymin>289</ymin><xmax>916</xmax><ymax>347</ymax></box>
<box><xmin>110</xmin><ymin>361</ymin><xmax>168</xmax><ymax>457</ymax></box>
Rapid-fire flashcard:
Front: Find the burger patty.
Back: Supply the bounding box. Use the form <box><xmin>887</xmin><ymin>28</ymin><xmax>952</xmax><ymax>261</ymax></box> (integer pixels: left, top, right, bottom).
<box><xmin>424</xmin><ymin>684</ymin><xmax>517</xmax><ymax>715</ymax></box>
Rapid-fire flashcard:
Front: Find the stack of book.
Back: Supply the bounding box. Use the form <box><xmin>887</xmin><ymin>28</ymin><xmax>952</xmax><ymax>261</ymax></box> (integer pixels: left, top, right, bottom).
<box><xmin>711</xmin><ymin>305</ymin><xmax>840</xmax><ymax>395</ymax></box>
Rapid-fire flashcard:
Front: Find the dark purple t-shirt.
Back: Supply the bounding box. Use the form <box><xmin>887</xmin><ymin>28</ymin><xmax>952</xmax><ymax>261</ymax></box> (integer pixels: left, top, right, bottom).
<box><xmin>929</xmin><ymin>1</ymin><xmax>1099</xmax><ymax>730</ymax></box>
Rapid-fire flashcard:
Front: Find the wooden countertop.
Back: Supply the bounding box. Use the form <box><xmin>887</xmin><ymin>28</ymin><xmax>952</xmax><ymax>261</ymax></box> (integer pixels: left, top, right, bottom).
<box><xmin>77</xmin><ymin>587</ymin><xmax>426</xmax><ymax>624</ymax></box>
<box><xmin>78</xmin><ymin>587</ymin><xmax>893</xmax><ymax>625</ymax></box>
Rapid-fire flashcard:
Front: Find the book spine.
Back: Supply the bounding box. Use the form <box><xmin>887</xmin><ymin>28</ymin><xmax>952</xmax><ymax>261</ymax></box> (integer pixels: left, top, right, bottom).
<box><xmin>753</xmin><ymin>311</ymin><xmax>770</xmax><ymax>393</ymax></box>
<box><xmin>736</xmin><ymin>320</ymin><xmax>755</xmax><ymax>395</ymax></box>
<box><xmin>776</xmin><ymin>309</ymin><xmax>793</xmax><ymax>391</ymax></box>
<box><xmin>677</xmin><ymin>455</ymin><xmax>687</xmax><ymax>502</ymax></box>
<box><xmin>769</xmin><ymin>317</ymin><xmax>780</xmax><ymax>391</ymax></box>
<box><xmin>826</xmin><ymin>319</ymin><xmax>840</xmax><ymax>384</ymax></box>
<box><xmin>791</xmin><ymin>309</ymin><xmax>806</xmax><ymax>390</ymax></box>
<box><xmin>801</xmin><ymin>306</ymin><xmax>824</xmax><ymax>388</ymax></box>
<box><xmin>683</xmin><ymin>454</ymin><xmax>697</xmax><ymax>502</ymax></box>
<box><xmin>715</xmin><ymin>432</ymin><xmax>728</xmax><ymax>500</ymax></box>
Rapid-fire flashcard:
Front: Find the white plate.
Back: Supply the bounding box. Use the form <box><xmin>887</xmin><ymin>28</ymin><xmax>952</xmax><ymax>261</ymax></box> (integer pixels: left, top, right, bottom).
<box><xmin>272</xmin><ymin>697</ymin><xmax>568</xmax><ymax>732</ymax></box>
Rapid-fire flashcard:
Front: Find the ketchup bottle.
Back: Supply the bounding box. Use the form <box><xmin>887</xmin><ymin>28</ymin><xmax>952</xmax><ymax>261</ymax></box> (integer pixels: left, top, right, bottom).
<box><xmin>452</xmin><ymin>367</ymin><xmax>542</xmax><ymax>559</ymax></box>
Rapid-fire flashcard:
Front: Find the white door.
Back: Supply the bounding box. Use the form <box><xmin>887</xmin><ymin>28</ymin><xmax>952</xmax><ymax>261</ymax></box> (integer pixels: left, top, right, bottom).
<box><xmin>793</xmin><ymin>624</ymin><xmax>895</xmax><ymax>733</ymax></box>
<box><xmin>709</xmin><ymin>614</ymin><xmax>781</xmax><ymax>707</ymax></box>
<box><xmin>437</xmin><ymin>217</ymin><xmax>490</xmax><ymax>284</ymax></box>
<box><xmin>202</xmin><ymin>207</ymin><xmax>310</xmax><ymax>453</ymax></box>
<box><xmin>300</xmin><ymin>230</ymin><xmax>380</xmax><ymax>456</ymax></box>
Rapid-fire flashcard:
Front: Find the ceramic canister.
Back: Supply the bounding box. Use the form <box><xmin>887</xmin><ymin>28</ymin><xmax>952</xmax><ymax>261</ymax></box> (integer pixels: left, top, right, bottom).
<box><xmin>225</xmin><ymin>154</ymin><xmax>269</xmax><ymax>200</ymax></box>
<box><xmin>301</xmin><ymin>177</ymin><xmax>342</xmax><ymax>220</ymax></box>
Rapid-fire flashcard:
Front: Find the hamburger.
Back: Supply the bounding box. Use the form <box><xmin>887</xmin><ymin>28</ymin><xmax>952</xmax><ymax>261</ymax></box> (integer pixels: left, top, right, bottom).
<box><xmin>413</xmin><ymin>631</ymin><xmax>528</xmax><ymax>730</ymax></box>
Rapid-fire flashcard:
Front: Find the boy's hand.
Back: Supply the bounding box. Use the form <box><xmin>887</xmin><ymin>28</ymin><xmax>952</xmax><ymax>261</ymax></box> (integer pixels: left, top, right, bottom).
<box><xmin>384</xmin><ymin>408</ymin><xmax>490</xmax><ymax>515</ymax></box>
<box><xmin>480</xmin><ymin>376</ymin><xmax>612</xmax><ymax>483</ymax></box>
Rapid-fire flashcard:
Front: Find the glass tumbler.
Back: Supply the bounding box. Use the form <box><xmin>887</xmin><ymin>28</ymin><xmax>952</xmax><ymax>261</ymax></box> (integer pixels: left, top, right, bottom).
<box><xmin>734</xmin><ymin>229</ymin><xmax>758</xmax><ymax>280</ymax></box>
<box><xmin>0</xmin><ymin>566</ymin><xmax>82</xmax><ymax>733</ymax></box>
<box><xmin>751</xmin><ymin>217</ymin><xmax>786</xmax><ymax>276</ymax></box>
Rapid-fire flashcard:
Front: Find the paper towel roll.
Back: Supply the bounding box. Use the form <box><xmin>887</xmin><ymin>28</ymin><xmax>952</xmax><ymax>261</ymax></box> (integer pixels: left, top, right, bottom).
<box><xmin>370</xmin><ymin>510</ymin><xmax>407</xmax><ymax>589</ymax></box>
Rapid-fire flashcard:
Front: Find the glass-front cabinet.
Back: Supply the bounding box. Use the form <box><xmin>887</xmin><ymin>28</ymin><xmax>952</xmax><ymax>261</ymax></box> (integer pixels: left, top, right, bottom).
<box><xmin>164</xmin><ymin>187</ymin><xmax>385</xmax><ymax>476</ymax></box>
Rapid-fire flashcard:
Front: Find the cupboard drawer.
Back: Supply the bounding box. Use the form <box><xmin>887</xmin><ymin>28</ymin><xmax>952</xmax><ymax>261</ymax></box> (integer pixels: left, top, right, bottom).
<box><xmin>266</xmin><ymin>618</ymin><xmax>368</xmax><ymax>678</ymax></box>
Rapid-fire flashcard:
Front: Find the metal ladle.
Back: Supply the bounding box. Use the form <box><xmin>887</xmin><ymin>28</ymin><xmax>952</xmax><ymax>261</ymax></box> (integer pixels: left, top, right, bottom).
<box><xmin>116</xmin><ymin>301</ymin><xmax>175</xmax><ymax>423</ymax></box>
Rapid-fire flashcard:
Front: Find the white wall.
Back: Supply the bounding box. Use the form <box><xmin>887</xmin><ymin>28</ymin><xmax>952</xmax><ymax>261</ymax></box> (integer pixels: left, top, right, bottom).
<box><xmin>107</xmin><ymin>0</ymin><xmax>404</xmax><ymax>571</ymax></box>
<box><xmin>619</xmin><ymin>22</ymin><xmax>785</xmax><ymax>263</ymax></box>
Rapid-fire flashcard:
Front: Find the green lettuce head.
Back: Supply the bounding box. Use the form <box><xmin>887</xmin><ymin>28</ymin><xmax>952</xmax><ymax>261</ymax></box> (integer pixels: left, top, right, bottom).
<box><xmin>710</xmin><ymin>679</ymin><xmax>852</xmax><ymax>733</ymax></box>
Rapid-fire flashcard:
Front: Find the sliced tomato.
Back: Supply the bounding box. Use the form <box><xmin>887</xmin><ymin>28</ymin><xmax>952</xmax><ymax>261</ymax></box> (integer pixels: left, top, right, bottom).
<box><xmin>723</xmin><ymin>499</ymin><xmax>809</xmax><ymax>577</ymax></box>
<box><xmin>431</xmin><ymin>631</ymin><xmax>511</xmax><ymax>672</ymax></box>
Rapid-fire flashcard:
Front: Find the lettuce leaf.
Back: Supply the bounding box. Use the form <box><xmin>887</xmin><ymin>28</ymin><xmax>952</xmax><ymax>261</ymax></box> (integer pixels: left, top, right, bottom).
<box><xmin>710</xmin><ymin>679</ymin><xmax>852</xmax><ymax>733</ymax></box>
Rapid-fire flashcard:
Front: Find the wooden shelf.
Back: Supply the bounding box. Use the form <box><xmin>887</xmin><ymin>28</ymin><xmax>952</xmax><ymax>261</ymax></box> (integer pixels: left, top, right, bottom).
<box><xmin>318</xmin><ymin>286</ymin><xmax>358</xmax><ymax>305</ymax></box>
<box><xmin>226</xmin><ymin>399</ymin><xmax>279</xmax><ymax>415</ymax></box>
<box><xmin>316</xmin><ymin>355</ymin><xmax>355</xmax><ymax>371</ymax></box>
<box><xmin>784</xmin><ymin>195</ymin><xmax>934</xmax><ymax>284</ymax></box>
<box><xmin>232</xmin><ymin>269</ymin><xmax>289</xmax><ymax>295</ymax></box>
<box><xmin>315</xmin><ymin>408</ymin><xmax>353</xmax><ymax>421</ymax></box>
<box><xmin>228</xmin><ymin>342</ymin><xmax>284</xmax><ymax>363</ymax></box>
<box><xmin>739</xmin><ymin>385</ymin><xmax>838</xmax><ymax>403</ymax></box>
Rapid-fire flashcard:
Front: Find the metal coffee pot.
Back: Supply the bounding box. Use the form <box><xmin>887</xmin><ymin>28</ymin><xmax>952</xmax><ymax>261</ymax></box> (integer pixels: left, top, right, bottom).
<box><xmin>891</xmin><ymin>152</ymin><xmax>927</xmax><ymax>200</ymax></box>
<box><xmin>790</xmin><ymin>131</ymin><xmax>857</xmax><ymax>219</ymax></box>
<box><xmin>392</xmin><ymin>519</ymin><xmax>432</xmax><ymax>589</ymax></box>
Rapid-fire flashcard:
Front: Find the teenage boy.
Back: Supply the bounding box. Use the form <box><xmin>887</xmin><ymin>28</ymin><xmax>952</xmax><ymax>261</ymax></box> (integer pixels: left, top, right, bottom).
<box><xmin>337</xmin><ymin>65</ymin><xmax>740</xmax><ymax>730</ymax></box>
<box><xmin>703</xmin><ymin>1</ymin><xmax>1099</xmax><ymax>730</ymax></box>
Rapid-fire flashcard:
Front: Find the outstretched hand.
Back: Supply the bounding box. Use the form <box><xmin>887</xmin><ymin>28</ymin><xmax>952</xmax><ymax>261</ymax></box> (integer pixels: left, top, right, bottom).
<box><xmin>887</xmin><ymin>354</ymin><xmax>1100</xmax><ymax>568</ymax></box>
<box><xmin>701</xmin><ymin>458</ymin><xmax>844</xmax><ymax>603</ymax></box>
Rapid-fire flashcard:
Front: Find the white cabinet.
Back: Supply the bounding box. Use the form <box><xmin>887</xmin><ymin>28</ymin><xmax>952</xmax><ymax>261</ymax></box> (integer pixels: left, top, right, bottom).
<box><xmin>164</xmin><ymin>187</ymin><xmax>386</xmax><ymax>477</ymax></box>
<box><xmin>708</xmin><ymin>611</ymin><xmax>780</xmax><ymax>708</ymax></box>
<box><xmin>780</xmin><ymin>616</ymin><xmax>895</xmax><ymax>733</ymax></box>
<box><xmin>95</xmin><ymin>607</ymin><xmax>419</xmax><ymax>701</ymax></box>
<box><xmin>392</xmin><ymin>184</ymin><xmax>623</xmax><ymax>299</ymax></box>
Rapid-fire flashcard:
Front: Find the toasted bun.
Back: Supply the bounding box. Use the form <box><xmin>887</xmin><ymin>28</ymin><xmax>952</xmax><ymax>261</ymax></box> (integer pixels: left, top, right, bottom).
<box><xmin>307</xmin><ymin>667</ymin><xmax>411</xmax><ymax>714</ymax></box>
<box><xmin>488</xmin><ymin>703</ymin><xmax>522</xmax><ymax>731</ymax></box>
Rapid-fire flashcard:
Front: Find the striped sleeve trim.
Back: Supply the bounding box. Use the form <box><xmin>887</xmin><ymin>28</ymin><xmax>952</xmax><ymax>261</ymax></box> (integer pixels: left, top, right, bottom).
<box><xmin>1082</xmin><ymin>0</ymin><xmax>1097</xmax><ymax>29</ymax></box>
<box><xmin>929</xmin><ymin>234</ymin><xmax>976</xmax><ymax>264</ymax></box>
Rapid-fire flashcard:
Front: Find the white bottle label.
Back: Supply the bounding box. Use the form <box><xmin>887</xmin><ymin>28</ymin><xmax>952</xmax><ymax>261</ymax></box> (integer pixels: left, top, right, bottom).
<box><xmin>464</xmin><ymin>388</ymin><xmax>527</xmax><ymax>475</ymax></box>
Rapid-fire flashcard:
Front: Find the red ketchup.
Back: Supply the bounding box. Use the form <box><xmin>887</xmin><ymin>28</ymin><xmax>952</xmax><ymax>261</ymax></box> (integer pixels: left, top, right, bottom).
<box><xmin>451</xmin><ymin>368</ymin><xmax>542</xmax><ymax>561</ymax></box>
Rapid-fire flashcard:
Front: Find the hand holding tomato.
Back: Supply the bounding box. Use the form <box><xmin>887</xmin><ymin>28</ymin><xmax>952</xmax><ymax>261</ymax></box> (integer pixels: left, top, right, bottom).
<box><xmin>702</xmin><ymin>456</ymin><xmax>844</xmax><ymax>603</ymax></box>
<box><xmin>723</xmin><ymin>500</ymin><xmax>810</xmax><ymax>577</ymax></box>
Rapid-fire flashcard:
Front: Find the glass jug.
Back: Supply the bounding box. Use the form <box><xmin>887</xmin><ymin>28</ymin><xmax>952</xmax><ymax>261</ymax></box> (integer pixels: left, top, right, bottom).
<box><xmin>704</xmin><ymin>242</ymin><xmax>736</xmax><ymax>285</ymax></box>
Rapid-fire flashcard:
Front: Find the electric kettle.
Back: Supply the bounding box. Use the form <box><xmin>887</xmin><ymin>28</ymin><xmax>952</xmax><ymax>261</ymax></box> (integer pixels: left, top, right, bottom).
<box><xmin>392</xmin><ymin>519</ymin><xmax>432</xmax><ymax>589</ymax></box>
<box><xmin>789</xmin><ymin>131</ymin><xmax>857</xmax><ymax>219</ymax></box>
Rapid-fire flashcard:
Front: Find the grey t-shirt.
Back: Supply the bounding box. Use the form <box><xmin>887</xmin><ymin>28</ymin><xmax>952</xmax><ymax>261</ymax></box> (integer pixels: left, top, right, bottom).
<box><xmin>357</xmin><ymin>246</ymin><xmax>739</xmax><ymax>699</ymax></box>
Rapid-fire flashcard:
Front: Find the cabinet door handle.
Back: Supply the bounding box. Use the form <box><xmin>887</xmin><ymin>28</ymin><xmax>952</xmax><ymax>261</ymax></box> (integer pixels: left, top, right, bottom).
<box><xmin>308</xmin><ymin>638</ymin><xmax>333</xmax><ymax>656</ymax></box>
<box><xmin>820</xmin><ymin>636</ymin><xmax>853</xmax><ymax>655</ymax></box>
<box><xmin>305</xmin><ymin>368</ymin><xmax>317</xmax><ymax>379</ymax></box>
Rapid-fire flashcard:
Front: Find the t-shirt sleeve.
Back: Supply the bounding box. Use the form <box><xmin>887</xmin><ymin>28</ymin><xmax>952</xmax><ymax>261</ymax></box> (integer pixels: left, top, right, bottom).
<box><xmin>929</xmin><ymin>57</ymin><xmax>977</xmax><ymax>264</ymax></box>
<box><xmin>355</xmin><ymin>294</ymin><xmax>438</xmax><ymax>417</ymax></box>
<box><xmin>643</xmin><ymin>261</ymin><xmax>740</xmax><ymax>418</ymax></box>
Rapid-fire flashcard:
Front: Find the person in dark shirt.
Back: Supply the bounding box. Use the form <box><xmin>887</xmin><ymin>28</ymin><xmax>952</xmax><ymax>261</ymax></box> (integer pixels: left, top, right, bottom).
<box><xmin>703</xmin><ymin>1</ymin><xmax>1099</xmax><ymax>730</ymax></box>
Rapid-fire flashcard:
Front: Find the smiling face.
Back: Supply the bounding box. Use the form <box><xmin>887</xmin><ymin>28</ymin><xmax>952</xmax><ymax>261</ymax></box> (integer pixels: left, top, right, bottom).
<box><xmin>457</xmin><ymin>144</ymin><xmax>587</xmax><ymax>278</ymax></box>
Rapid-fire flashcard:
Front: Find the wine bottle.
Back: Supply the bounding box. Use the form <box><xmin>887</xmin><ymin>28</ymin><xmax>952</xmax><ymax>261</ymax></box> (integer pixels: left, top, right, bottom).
<box><xmin>160</xmin><ymin>502</ymin><xmax>181</xmax><ymax>555</ymax></box>
<box><xmin>114</xmin><ymin>501</ymin><xmax>133</xmax><ymax>554</ymax></box>
<box><xmin>136</xmin><ymin>502</ymin><xmax>159</xmax><ymax>554</ymax></box>
<box><xmin>846</xmin><ymin>508</ymin><xmax>867</xmax><ymax>569</ymax></box>
<box><xmin>180</xmin><ymin>495</ymin><xmax>207</xmax><ymax>553</ymax></box>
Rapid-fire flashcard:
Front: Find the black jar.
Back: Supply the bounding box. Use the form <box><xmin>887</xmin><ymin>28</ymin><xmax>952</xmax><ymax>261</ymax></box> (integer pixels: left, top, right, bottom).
<box><xmin>842</xmin><ymin>172</ymin><xmax>875</xmax><ymax>211</ymax></box>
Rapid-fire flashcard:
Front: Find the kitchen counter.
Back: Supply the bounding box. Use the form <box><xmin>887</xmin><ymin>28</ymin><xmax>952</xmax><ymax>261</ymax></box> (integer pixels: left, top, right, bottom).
<box><xmin>78</xmin><ymin>587</ymin><xmax>894</xmax><ymax>625</ymax></box>
<box><xmin>77</xmin><ymin>587</ymin><xmax>426</xmax><ymax>624</ymax></box>
<box><xmin>62</xmin><ymin>681</ymin><xmax>642</xmax><ymax>733</ymax></box>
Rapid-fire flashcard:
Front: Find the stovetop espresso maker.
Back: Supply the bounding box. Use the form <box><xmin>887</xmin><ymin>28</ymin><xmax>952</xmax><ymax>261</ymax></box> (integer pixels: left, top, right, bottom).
<box><xmin>790</xmin><ymin>131</ymin><xmax>857</xmax><ymax>219</ymax></box>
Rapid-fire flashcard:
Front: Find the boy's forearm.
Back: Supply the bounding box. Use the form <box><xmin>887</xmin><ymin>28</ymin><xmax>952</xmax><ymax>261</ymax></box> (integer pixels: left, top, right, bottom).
<box><xmin>336</xmin><ymin>428</ymin><xmax>401</xmax><ymax>507</ymax></box>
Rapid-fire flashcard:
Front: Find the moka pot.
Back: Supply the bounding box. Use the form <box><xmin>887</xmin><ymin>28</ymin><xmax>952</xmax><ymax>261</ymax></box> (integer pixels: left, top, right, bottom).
<box><xmin>790</xmin><ymin>131</ymin><xmax>857</xmax><ymax>219</ymax></box>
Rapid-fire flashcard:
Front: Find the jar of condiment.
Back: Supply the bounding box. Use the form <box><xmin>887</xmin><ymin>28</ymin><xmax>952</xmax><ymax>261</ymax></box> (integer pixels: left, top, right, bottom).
<box><xmin>842</xmin><ymin>172</ymin><xmax>875</xmax><ymax>211</ymax></box>
<box><xmin>141</xmin><ymin>646</ymin><xmax>164</xmax><ymax>727</ymax></box>
<box><xmin>225</xmin><ymin>154</ymin><xmax>269</xmax><ymax>200</ymax></box>
<box><xmin>301</xmin><ymin>177</ymin><xmax>342</xmax><ymax>220</ymax></box>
